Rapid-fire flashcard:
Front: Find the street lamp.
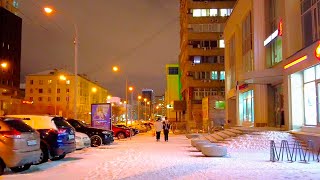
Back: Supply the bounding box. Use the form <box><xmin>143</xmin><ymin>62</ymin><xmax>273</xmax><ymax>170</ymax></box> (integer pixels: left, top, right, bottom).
<box><xmin>137</xmin><ymin>95</ymin><xmax>142</xmax><ymax>120</ymax></box>
<box><xmin>112</xmin><ymin>66</ymin><xmax>133</xmax><ymax>126</ymax></box>
<box><xmin>144</xmin><ymin>98</ymin><xmax>147</xmax><ymax>121</ymax></box>
<box><xmin>55</xmin><ymin>75</ymin><xmax>67</xmax><ymax>116</ymax></box>
<box><xmin>43</xmin><ymin>6</ymin><xmax>78</xmax><ymax>119</ymax></box>
<box><xmin>128</xmin><ymin>86</ymin><xmax>133</xmax><ymax>122</ymax></box>
<box><xmin>1</xmin><ymin>62</ymin><xmax>8</xmax><ymax>69</ymax></box>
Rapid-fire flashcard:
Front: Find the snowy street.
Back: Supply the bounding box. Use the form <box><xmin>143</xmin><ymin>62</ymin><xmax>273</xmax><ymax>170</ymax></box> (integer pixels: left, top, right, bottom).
<box><xmin>2</xmin><ymin>132</ymin><xmax>320</xmax><ymax>180</ymax></box>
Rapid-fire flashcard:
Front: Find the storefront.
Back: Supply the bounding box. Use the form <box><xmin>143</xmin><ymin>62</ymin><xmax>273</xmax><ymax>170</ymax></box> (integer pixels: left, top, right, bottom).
<box><xmin>285</xmin><ymin>41</ymin><xmax>320</xmax><ymax>130</ymax></box>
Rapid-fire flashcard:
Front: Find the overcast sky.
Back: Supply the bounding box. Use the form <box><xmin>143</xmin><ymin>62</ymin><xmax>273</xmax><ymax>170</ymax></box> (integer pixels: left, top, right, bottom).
<box><xmin>17</xmin><ymin>0</ymin><xmax>180</xmax><ymax>98</ymax></box>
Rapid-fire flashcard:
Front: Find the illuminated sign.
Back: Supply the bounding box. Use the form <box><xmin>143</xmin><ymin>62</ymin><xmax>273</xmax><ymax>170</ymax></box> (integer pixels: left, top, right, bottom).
<box><xmin>22</xmin><ymin>100</ymin><xmax>33</xmax><ymax>104</ymax></box>
<box><xmin>264</xmin><ymin>20</ymin><xmax>283</xmax><ymax>46</ymax></box>
<box><xmin>315</xmin><ymin>43</ymin><xmax>320</xmax><ymax>60</ymax></box>
<box><xmin>284</xmin><ymin>55</ymin><xmax>308</xmax><ymax>69</ymax></box>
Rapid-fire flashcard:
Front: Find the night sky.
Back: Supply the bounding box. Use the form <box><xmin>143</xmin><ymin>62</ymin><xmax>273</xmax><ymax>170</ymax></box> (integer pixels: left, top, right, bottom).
<box><xmin>17</xmin><ymin>0</ymin><xmax>180</xmax><ymax>98</ymax></box>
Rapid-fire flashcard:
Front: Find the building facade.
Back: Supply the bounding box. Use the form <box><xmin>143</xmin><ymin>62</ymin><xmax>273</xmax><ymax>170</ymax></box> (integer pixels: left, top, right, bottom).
<box><xmin>165</xmin><ymin>64</ymin><xmax>181</xmax><ymax>121</ymax></box>
<box><xmin>24</xmin><ymin>69</ymin><xmax>109</xmax><ymax>123</ymax></box>
<box><xmin>179</xmin><ymin>0</ymin><xmax>235</xmax><ymax>131</ymax></box>
<box><xmin>0</xmin><ymin>1</ymin><xmax>22</xmax><ymax>116</ymax></box>
<box><xmin>224</xmin><ymin>0</ymin><xmax>320</xmax><ymax>131</ymax></box>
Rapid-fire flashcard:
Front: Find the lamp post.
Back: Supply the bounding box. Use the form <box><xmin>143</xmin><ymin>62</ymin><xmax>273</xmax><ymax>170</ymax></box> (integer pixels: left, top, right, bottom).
<box><xmin>144</xmin><ymin>98</ymin><xmax>147</xmax><ymax>121</ymax></box>
<box><xmin>112</xmin><ymin>66</ymin><xmax>133</xmax><ymax>126</ymax></box>
<box><xmin>128</xmin><ymin>86</ymin><xmax>133</xmax><ymax>123</ymax></box>
<box><xmin>137</xmin><ymin>95</ymin><xmax>141</xmax><ymax>121</ymax></box>
<box><xmin>55</xmin><ymin>75</ymin><xmax>67</xmax><ymax>116</ymax></box>
<box><xmin>44</xmin><ymin>6</ymin><xmax>78</xmax><ymax>119</ymax></box>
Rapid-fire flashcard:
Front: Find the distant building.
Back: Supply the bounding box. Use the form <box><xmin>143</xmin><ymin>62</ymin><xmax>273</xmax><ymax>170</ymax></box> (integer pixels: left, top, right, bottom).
<box><xmin>179</xmin><ymin>0</ymin><xmax>236</xmax><ymax>131</ymax></box>
<box><xmin>24</xmin><ymin>69</ymin><xmax>109</xmax><ymax>123</ymax></box>
<box><xmin>0</xmin><ymin>2</ymin><xmax>22</xmax><ymax>115</ymax></box>
<box><xmin>141</xmin><ymin>89</ymin><xmax>154</xmax><ymax>119</ymax></box>
<box><xmin>154</xmin><ymin>94</ymin><xmax>165</xmax><ymax>117</ymax></box>
<box><xmin>165</xmin><ymin>64</ymin><xmax>181</xmax><ymax>121</ymax></box>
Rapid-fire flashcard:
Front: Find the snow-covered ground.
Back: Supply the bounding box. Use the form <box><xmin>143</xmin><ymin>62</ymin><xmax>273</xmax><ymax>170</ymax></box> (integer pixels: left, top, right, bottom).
<box><xmin>2</xmin><ymin>131</ymin><xmax>320</xmax><ymax>180</ymax></box>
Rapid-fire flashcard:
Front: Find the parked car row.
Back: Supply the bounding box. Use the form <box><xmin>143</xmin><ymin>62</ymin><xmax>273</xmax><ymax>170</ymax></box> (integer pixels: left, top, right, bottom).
<box><xmin>0</xmin><ymin>115</ymin><xmax>139</xmax><ymax>175</ymax></box>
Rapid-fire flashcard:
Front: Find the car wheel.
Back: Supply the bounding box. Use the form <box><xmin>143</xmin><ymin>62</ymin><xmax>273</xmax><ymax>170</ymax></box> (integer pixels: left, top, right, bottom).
<box><xmin>10</xmin><ymin>164</ymin><xmax>31</xmax><ymax>172</ymax></box>
<box><xmin>91</xmin><ymin>135</ymin><xmax>103</xmax><ymax>147</ymax></box>
<box><xmin>50</xmin><ymin>154</ymin><xmax>66</xmax><ymax>161</ymax></box>
<box><xmin>35</xmin><ymin>145</ymin><xmax>49</xmax><ymax>164</ymax></box>
<box><xmin>117</xmin><ymin>132</ymin><xmax>126</xmax><ymax>139</ymax></box>
<box><xmin>0</xmin><ymin>160</ymin><xmax>5</xmax><ymax>175</ymax></box>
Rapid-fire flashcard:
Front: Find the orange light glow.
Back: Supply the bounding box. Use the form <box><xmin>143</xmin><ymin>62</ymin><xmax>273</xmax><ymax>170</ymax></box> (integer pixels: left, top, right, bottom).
<box><xmin>284</xmin><ymin>55</ymin><xmax>308</xmax><ymax>69</ymax></box>
<box><xmin>44</xmin><ymin>7</ymin><xmax>53</xmax><ymax>14</ymax></box>
<box><xmin>138</xmin><ymin>95</ymin><xmax>142</xmax><ymax>100</ymax></box>
<box><xmin>129</xmin><ymin>86</ymin><xmax>133</xmax><ymax>91</ymax></box>
<box><xmin>315</xmin><ymin>43</ymin><xmax>320</xmax><ymax>60</ymax></box>
<box><xmin>112</xmin><ymin>66</ymin><xmax>119</xmax><ymax>72</ymax></box>
<box><xmin>91</xmin><ymin>87</ymin><xmax>97</xmax><ymax>93</ymax></box>
<box><xmin>278</xmin><ymin>19</ymin><xmax>283</xmax><ymax>36</ymax></box>
<box><xmin>1</xmin><ymin>62</ymin><xmax>7</xmax><ymax>68</ymax></box>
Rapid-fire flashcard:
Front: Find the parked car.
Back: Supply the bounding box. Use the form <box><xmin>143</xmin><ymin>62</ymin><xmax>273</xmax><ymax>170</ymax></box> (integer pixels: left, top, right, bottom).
<box><xmin>7</xmin><ymin>115</ymin><xmax>76</xmax><ymax>164</ymax></box>
<box><xmin>112</xmin><ymin>125</ymin><xmax>131</xmax><ymax>139</ymax></box>
<box><xmin>75</xmin><ymin>132</ymin><xmax>91</xmax><ymax>150</ymax></box>
<box><xmin>130</xmin><ymin>123</ymin><xmax>148</xmax><ymax>133</ymax></box>
<box><xmin>0</xmin><ymin>117</ymin><xmax>41</xmax><ymax>175</ymax></box>
<box><xmin>115</xmin><ymin>124</ymin><xmax>139</xmax><ymax>135</ymax></box>
<box><xmin>66</xmin><ymin>119</ymin><xmax>114</xmax><ymax>147</ymax></box>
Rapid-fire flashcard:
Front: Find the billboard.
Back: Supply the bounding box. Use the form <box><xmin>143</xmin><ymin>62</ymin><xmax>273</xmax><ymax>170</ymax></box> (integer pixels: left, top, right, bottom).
<box><xmin>91</xmin><ymin>103</ymin><xmax>112</xmax><ymax>130</ymax></box>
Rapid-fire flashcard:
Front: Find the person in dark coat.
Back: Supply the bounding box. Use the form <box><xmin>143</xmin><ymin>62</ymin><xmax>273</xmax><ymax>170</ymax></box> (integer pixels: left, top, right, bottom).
<box><xmin>163</xmin><ymin>117</ymin><xmax>170</xmax><ymax>142</ymax></box>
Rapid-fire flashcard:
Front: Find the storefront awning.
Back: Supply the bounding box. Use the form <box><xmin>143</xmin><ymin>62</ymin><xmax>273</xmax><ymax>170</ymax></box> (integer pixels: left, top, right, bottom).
<box><xmin>240</xmin><ymin>68</ymin><xmax>283</xmax><ymax>85</ymax></box>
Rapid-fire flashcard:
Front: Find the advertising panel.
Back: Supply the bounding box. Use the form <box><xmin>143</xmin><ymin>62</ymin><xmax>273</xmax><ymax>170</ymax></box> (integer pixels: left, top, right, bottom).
<box><xmin>91</xmin><ymin>103</ymin><xmax>112</xmax><ymax>130</ymax></box>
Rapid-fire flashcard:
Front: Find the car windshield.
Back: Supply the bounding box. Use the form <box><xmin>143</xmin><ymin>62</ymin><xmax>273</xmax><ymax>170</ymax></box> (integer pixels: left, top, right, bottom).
<box><xmin>52</xmin><ymin>117</ymin><xmax>72</xmax><ymax>128</ymax></box>
<box><xmin>4</xmin><ymin>119</ymin><xmax>35</xmax><ymax>132</ymax></box>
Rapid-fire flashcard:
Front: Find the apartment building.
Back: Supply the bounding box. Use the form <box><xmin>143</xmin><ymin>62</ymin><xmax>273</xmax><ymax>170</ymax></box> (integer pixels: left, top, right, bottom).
<box><xmin>179</xmin><ymin>0</ymin><xmax>235</xmax><ymax>131</ymax></box>
<box><xmin>224</xmin><ymin>0</ymin><xmax>320</xmax><ymax>131</ymax></box>
<box><xmin>0</xmin><ymin>0</ymin><xmax>21</xmax><ymax>115</ymax></box>
<box><xmin>24</xmin><ymin>69</ymin><xmax>109</xmax><ymax>123</ymax></box>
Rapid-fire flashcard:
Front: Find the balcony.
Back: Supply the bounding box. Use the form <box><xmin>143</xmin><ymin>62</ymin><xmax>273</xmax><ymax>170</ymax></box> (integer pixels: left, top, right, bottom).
<box><xmin>183</xmin><ymin>62</ymin><xmax>224</xmax><ymax>72</ymax></box>
<box><xmin>187</xmin><ymin>46</ymin><xmax>224</xmax><ymax>56</ymax></box>
<box><xmin>188</xmin><ymin>15</ymin><xmax>229</xmax><ymax>24</ymax></box>
<box><xmin>184</xmin><ymin>78</ymin><xmax>225</xmax><ymax>89</ymax></box>
<box><xmin>187</xmin><ymin>31</ymin><xmax>222</xmax><ymax>40</ymax></box>
<box><xmin>187</xmin><ymin>0</ymin><xmax>236</xmax><ymax>9</ymax></box>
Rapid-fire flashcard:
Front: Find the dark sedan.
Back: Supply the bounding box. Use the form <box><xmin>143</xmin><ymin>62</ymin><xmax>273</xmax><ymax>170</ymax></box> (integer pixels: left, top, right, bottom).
<box><xmin>66</xmin><ymin>119</ymin><xmax>114</xmax><ymax>147</ymax></box>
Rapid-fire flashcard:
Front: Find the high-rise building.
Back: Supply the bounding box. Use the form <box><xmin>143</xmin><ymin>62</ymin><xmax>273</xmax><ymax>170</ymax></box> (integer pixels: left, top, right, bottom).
<box><xmin>0</xmin><ymin>0</ymin><xmax>22</xmax><ymax>115</ymax></box>
<box><xmin>179</xmin><ymin>0</ymin><xmax>235</xmax><ymax>131</ymax></box>
<box><xmin>141</xmin><ymin>89</ymin><xmax>154</xmax><ymax>119</ymax></box>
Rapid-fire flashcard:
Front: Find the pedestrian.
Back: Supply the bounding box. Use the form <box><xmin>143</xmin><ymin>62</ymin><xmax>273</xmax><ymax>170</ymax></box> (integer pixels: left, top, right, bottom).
<box><xmin>163</xmin><ymin>117</ymin><xmax>170</xmax><ymax>142</ymax></box>
<box><xmin>154</xmin><ymin>117</ymin><xmax>163</xmax><ymax>142</ymax></box>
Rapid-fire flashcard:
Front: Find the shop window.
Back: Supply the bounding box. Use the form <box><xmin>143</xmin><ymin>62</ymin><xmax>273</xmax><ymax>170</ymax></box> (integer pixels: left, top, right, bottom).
<box><xmin>304</xmin><ymin>82</ymin><xmax>317</xmax><ymax>125</ymax></box>
<box><xmin>303</xmin><ymin>66</ymin><xmax>315</xmax><ymax>83</ymax></box>
<box><xmin>316</xmin><ymin>64</ymin><xmax>320</xmax><ymax>79</ymax></box>
<box><xmin>239</xmin><ymin>90</ymin><xmax>254</xmax><ymax>122</ymax></box>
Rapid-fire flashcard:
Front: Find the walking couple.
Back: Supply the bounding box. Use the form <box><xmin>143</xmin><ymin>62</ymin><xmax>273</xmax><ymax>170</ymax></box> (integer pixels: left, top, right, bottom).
<box><xmin>154</xmin><ymin>117</ymin><xmax>170</xmax><ymax>142</ymax></box>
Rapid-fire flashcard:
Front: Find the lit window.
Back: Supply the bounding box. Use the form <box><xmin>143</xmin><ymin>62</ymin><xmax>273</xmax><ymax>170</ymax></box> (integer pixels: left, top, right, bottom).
<box><xmin>211</xmin><ymin>71</ymin><xmax>218</xmax><ymax>80</ymax></box>
<box><xmin>193</xmin><ymin>9</ymin><xmax>201</xmax><ymax>17</ymax></box>
<box><xmin>48</xmin><ymin>80</ymin><xmax>52</xmax><ymax>84</ymax></box>
<box><xmin>201</xmin><ymin>9</ymin><xmax>207</xmax><ymax>16</ymax></box>
<box><xmin>66</xmin><ymin>80</ymin><xmax>70</xmax><ymax>85</ymax></box>
<box><xmin>220</xmin><ymin>71</ymin><xmax>225</xmax><ymax>80</ymax></box>
<box><xmin>194</xmin><ymin>56</ymin><xmax>201</xmax><ymax>64</ymax></box>
<box><xmin>219</xmin><ymin>40</ymin><xmax>225</xmax><ymax>48</ymax></box>
<box><xmin>210</xmin><ymin>9</ymin><xmax>218</xmax><ymax>16</ymax></box>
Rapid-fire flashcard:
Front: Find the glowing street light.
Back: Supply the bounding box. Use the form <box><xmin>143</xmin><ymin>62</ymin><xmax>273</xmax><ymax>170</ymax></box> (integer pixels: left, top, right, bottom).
<box><xmin>1</xmin><ymin>62</ymin><xmax>8</xmax><ymax>69</ymax></box>
<box><xmin>43</xmin><ymin>6</ymin><xmax>79</xmax><ymax>119</ymax></box>
<box><xmin>137</xmin><ymin>95</ymin><xmax>142</xmax><ymax>120</ymax></box>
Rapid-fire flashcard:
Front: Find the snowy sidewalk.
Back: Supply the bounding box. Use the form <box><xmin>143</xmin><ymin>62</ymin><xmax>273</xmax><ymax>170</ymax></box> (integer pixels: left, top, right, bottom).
<box><xmin>3</xmin><ymin>132</ymin><xmax>320</xmax><ymax>180</ymax></box>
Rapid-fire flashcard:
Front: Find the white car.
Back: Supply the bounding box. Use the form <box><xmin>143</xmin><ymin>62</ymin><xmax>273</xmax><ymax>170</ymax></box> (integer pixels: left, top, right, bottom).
<box><xmin>75</xmin><ymin>132</ymin><xmax>91</xmax><ymax>150</ymax></box>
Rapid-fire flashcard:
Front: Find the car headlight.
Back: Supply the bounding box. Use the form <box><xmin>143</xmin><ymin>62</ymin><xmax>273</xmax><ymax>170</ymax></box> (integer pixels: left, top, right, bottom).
<box><xmin>102</xmin><ymin>131</ymin><xmax>110</xmax><ymax>135</ymax></box>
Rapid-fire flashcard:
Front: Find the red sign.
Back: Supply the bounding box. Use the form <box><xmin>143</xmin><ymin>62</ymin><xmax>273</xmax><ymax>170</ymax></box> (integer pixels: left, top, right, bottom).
<box><xmin>278</xmin><ymin>19</ymin><xmax>283</xmax><ymax>36</ymax></box>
